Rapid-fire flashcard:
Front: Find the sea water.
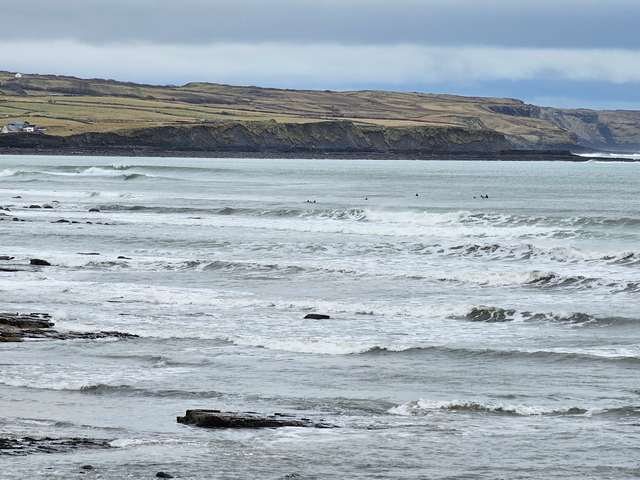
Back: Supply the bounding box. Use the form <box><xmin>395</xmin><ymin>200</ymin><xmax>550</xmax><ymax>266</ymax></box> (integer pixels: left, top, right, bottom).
<box><xmin>0</xmin><ymin>156</ymin><xmax>638</xmax><ymax>479</ymax></box>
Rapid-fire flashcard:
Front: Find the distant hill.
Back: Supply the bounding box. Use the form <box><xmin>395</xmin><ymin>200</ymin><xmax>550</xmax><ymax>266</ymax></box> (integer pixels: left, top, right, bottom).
<box><xmin>1</xmin><ymin>71</ymin><xmax>639</xmax><ymax>156</ymax></box>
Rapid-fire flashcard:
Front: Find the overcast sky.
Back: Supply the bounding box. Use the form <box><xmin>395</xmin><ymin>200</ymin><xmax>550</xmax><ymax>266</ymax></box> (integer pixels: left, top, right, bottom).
<box><xmin>2</xmin><ymin>0</ymin><xmax>639</xmax><ymax>109</ymax></box>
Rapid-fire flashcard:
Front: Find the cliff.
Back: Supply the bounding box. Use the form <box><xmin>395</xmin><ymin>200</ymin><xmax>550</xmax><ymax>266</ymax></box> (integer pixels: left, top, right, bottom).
<box><xmin>0</xmin><ymin>120</ymin><xmax>511</xmax><ymax>156</ymax></box>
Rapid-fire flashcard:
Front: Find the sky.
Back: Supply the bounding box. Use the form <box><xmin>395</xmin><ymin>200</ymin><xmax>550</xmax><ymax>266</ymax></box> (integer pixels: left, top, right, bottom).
<box><xmin>2</xmin><ymin>0</ymin><xmax>639</xmax><ymax>109</ymax></box>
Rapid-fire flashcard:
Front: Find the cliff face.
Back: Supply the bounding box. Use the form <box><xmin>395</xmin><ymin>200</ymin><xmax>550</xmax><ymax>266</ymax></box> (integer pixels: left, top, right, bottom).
<box><xmin>485</xmin><ymin>100</ymin><xmax>640</xmax><ymax>150</ymax></box>
<box><xmin>539</xmin><ymin>108</ymin><xmax>640</xmax><ymax>150</ymax></box>
<box><xmin>0</xmin><ymin>121</ymin><xmax>511</xmax><ymax>155</ymax></box>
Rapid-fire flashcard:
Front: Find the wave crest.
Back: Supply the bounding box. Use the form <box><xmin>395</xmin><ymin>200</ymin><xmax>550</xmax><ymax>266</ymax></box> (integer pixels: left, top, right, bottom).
<box><xmin>459</xmin><ymin>306</ymin><xmax>635</xmax><ymax>326</ymax></box>
<box><xmin>387</xmin><ymin>399</ymin><xmax>634</xmax><ymax>417</ymax></box>
<box><xmin>78</xmin><ymin>384</ymin><xmax>224</xmax><ymax>398</ymax></box>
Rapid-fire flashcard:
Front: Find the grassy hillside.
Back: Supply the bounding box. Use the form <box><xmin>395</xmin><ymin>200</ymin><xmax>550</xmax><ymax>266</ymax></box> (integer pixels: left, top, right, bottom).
<box><xmin>1</xmin><ymin>71</ymin><xmax>639</xmax><ymax>150</ymax></box>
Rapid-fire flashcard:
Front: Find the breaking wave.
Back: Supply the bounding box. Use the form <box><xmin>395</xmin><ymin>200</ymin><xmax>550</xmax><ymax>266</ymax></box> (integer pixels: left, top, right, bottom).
<box><xmin>388</xmin><ymin>399</ymin><xmax>640</xmax><ymax>418</ymax></box>
<box><xmin>521</xmin><ymin>271</ymin><xmax>640</xmax><ymax>292</ymax></box>
<box><xmin>77</xmin><ymin>384</ymin><xmax>225</xmax><ymax>398</ymax></box>
<box><xmin>191</xmin><ymin>259</ymin><xmax>355</xmax><ymax>276</ymax></box>
<box><xmin>0</xmin><ymin>166</ymin><xmax>165</xmax><ymax>181</ymax></box>
<box><xmin>357</xmin><ymin>345</ymin><xmax>640</xmax><ymax>364</ymax></box>
<box><xmin>82</xmin><ymin>202</ymin><xmax>640</xmax><ymax>231</ymax></box>
<box><xmin>457</xmin><ymin>306</ymin><xmax>637</xmax><ymax>326</ymax></box>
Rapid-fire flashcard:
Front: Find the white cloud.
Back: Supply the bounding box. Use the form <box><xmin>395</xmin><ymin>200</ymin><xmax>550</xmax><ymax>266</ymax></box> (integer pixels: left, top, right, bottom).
<box><xmin>3</xmin><ymin>41</ymin><xmax>640</xmax><ymax>88</ymax></box>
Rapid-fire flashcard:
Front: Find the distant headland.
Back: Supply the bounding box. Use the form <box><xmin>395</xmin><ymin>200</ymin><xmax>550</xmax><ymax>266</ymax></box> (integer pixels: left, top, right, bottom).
<box><xmin>1</xmin><ymin>71</ymin><xmax>639</xmax><ymax>160</ymax></box>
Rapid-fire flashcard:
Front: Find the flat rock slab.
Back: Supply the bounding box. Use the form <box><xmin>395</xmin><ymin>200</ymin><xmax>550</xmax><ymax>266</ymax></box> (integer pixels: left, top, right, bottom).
<box><xmin>0</xmin><ymin>436</ymin><xmax>112</xmax><ymax>456</ymax></box>
<box><xmin>0</xmin><ymin>312</ymin><xmax>138</xmax><ymax>342</ymax></box>
<box><xmin>177</xmin><ymin>409</ymin><xmax>336</xmax><ymax>429</ymax></box>
<box><xmin>0</xmin><ymin>312</ymin><xmax>54</xmax><ymax>329</ymax></box>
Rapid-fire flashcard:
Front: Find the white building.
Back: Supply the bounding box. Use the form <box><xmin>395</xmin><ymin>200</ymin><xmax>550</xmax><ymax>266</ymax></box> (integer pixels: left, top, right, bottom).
<box><xmin>1</xmin><ymin>121</ymin><xmax>46</xmax><ymax>134</ymax></box>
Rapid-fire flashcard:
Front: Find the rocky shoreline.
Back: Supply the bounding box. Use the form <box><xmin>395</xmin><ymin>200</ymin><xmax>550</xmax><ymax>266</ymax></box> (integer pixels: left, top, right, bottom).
<box><xmin>0</xmin><ymin>145</ymin><xmax>585</xmax><ymax>161</ymax></box>
<box><xmin>0</xmin><ymin>436</ymin><xmax>113</xmax><ymax>456</ymax></box>
<box><xmin>0</xmin><ymin>312</ymin><xmax>138</xmax><ymax>342</ymax></box>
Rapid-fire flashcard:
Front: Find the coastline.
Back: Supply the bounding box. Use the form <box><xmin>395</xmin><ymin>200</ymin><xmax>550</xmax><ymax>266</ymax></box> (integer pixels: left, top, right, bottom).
<box><xmin>0</xmin><ymin>146</ymin><xmax>589</xmax><ymax>161</ymax></box>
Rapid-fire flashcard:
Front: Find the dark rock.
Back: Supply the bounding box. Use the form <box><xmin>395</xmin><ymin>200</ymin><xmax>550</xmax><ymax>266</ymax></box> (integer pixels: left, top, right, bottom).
<box><xmin>12</xmin><ymin>195</ymin><xmax>21</xmax><ymax>199</ymax></box>
<box><xmin>28</xmin><ymin>204</ymin><xmax>42</xmax><ymax>209</ymax></box>
<box><xmin>88</xmin><ymin>208</ymin><xmax>101</xmax><ymax>213</ymax></box>
<box><xmin>63</xmin><ymin>330</ymin><xmax>139</xmax><ymax>340</ymax></box>
<box><xmin>53</xmin><ymin>219</ymin><xmax>70</xmax><ymax>223</ymax></box>
<box><xmin>80</xmin><ymin>465</ymin><xmax>94</xmax><ymax>471</ymax></box>
<box><xmin>0</xmin><ymin>312</ymin><xmax>138</xmax><ymax>341</ymax></box>
<box><xmin>177</xmin><ymin>409</ymin><xmax>336</xmax><ymax>429</ymax></box>
<box><xmin>12</xmin><ymin>217</ymin><xmax>19</xmax><ymax>222</ymax></box>
<box><xmin>0</xmin><ymin>312</ymin><xmax>54</xmax><ymax>329</ymax></box>
<box><xmin>565</xmin><ymin>407</ymin><xmax>588</xmax><ymax>415</ymax></box>
<box><xmin>304</xmin><ymin>313</ymin><xmax>331</xmax><ymax>320</ymax></box>
<box><xmin>0</xmin><ymin>436</ymin><xmax>112</xmax><ymax>456</ymax></box>
<box><xmin>0</xmin><ymin>256</ymin><xmax>14</xmax><ymax>261</ymax></box>
<box><xmin>30</xmin><ymin>258</ymin><xmax>51</xmax><ymax>266</ymax></box>
<box><xmin>43</xmin><ymin>204</ymin><xmax>54</xmax><ymax>209</ymax></box>
<box><xmin>0</xmin><ymin>336</ymin><xmax>22</xmax><ymax>342</ymax></box>
<box><xmin>117</xmin><ymin>256</ymin><xmax>131</xmax><ymax>260</ymax></box>
<box><xmin>465</xmin><ymin>306</ymin><xmax>516</xmax><ymax>323</ymax></box>
<box><xmin>156</xmin><ymin>473</ymin><xmax>173</xmax><ymax>479</ymax></box>
<box><xmin>78</xmin><ymin>252</ymin><xmax>100</xmax><ymax>256</ymax></box>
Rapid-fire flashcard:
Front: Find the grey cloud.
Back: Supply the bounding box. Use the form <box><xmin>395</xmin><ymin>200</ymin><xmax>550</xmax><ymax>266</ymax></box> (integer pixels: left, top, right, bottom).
<box><xmin>6</xmin><ymin>41</ymin><xmax>640</xmax><ymax>87</ymax></box>
<box><xmin>2</xmin><ymin>0</ymin><xmax>640</xmax><ymax>49</ymax></box>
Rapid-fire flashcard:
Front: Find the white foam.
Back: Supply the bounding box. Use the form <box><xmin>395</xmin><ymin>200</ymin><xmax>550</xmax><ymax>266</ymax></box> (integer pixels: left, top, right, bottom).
<box><xmin>575</xmin><ymin>152</ymin><xmax>640</xmax><ymax>160</ymax></box>
<box><xmin>388</xmin><ymin>399</ymin><xmax>572</xmax><ymax>416</ymax></box>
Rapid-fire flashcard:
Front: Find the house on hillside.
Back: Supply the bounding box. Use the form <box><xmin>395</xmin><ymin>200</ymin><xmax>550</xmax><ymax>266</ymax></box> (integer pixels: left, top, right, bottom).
<box><xmin>1</xmin><ymin>121</ymin><xmax>47</xmax><ymax>134</ymax></box>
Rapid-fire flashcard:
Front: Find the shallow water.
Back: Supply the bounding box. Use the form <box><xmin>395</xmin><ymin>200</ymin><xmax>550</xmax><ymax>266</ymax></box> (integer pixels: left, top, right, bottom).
<box><xmin>0</xmin><ymin>156</ymin><xmax>639</xmax><ymax>479</ymax></box>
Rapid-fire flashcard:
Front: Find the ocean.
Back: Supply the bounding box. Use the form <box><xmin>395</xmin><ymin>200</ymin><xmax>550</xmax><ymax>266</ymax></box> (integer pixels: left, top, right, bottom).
<box><xmin>0</xmin><ymin>155</ymin><xmax>638</xmax><ymax>479</ymax></box>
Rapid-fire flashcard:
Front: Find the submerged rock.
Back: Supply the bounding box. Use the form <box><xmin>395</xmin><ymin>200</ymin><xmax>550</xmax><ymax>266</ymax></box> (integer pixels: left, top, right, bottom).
<box><xmin>156</xmin><ymin>473</ymin><xmax>174</xmax><ymax>479</ymax></box>
<box><xmin>177</xmin><ymin>409</ymin><xmax>336</xmax><ymax>429</ymax></box>
<box><xmin>304</xmin><ymin>313</ymin><xmax>331</xmax><ymax>320</ymax></box>
<box><xmin>0</xmin><ymin>312</ymin><xmax>138</xmax><ymax>342</ymax></box>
